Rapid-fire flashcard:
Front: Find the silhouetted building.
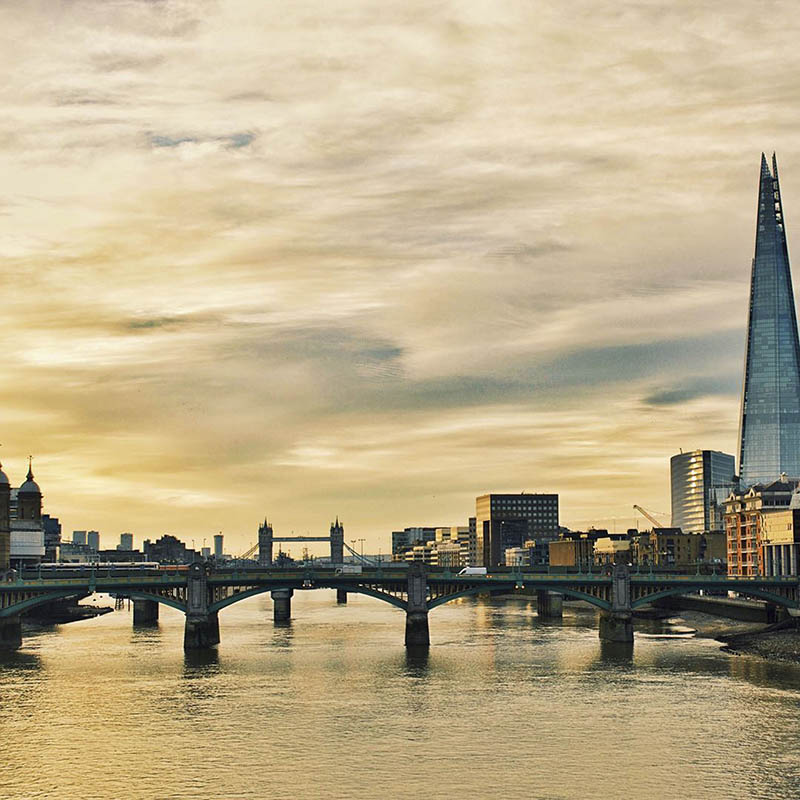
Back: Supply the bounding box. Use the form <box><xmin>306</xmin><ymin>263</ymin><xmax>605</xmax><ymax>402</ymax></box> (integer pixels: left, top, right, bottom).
<box><xmin>330</xmin><ymin>518</ymin><xmax>344</xmax><ymax>564</ymax></box>
<box><xmin>87</xmin><ymin>531</ymin><xmax>100</xmax><ymax>553</ymax></box>
<box><xmin>738</xmin><ymin>154</ymin><xmax>800</xmax><ymax>487</ymax></box>
<box><xmin>258</xmin><ymin>519</ymin><xmax>273</xmax><ymax>566</ymax></box>
<box><xmin>118</xmin><ymin>533</ymin><xmax>133</xmax><ymax>551</ymax></box>
<box><xmin>214</xmin><ymin>533</ymin><xmax>224</xmax><ymax>560</ymax></box>
<box><xmin>143</xmin><ymin>534</ymin><xmax>197</xmax><ymax>564</ymax></box>
<box><xmin>42</xmin><ymin>514</ymin><xmax>62</xmax><ymax>562</ymax></box>
<box><xmin>72</xmin><ymin>531</ymin><xmax>87</xmax><ymax>546</ymax></box>
<box><xmin>670</xmin><ymin>450</ymin><xmax>736</xmax><ymax>533</ymax></box>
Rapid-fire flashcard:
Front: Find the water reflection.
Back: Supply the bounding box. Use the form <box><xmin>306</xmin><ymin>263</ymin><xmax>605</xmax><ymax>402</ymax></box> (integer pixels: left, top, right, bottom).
<box><xmin>598</xmin><ymin>640</ymin><xmax>634</xmax><ymax>666</ymax></box>
<box><xmin>404</xmin><ymin>646</ymin><xmax>430</xmax><ymax>676</ymax></box>
<box><xmin>183</xmin><ymin>648</ymin><xmax>220</xmax><ymax>674</ymax></box>
<box><xmin>271</xmin><ymin>622</ymin><xmax>294</xmax><ymax>648</ymax></box>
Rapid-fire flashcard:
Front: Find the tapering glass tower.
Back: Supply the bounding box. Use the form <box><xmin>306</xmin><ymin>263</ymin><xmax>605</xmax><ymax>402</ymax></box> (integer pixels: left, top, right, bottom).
<box><xmin>738</xmin><ymin>153</ymin><xmax>800</xmax><ymax>487</ymax></box>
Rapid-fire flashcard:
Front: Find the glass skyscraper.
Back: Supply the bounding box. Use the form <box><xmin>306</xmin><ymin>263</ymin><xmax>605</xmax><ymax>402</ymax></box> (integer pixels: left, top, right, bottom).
<box><xmin>738</xmin><ymin>154</ymin><xmax>800</xmax><ymax>487</ymax></box>
<box><xmin>670</xmin><ymin>450</ymin><xmax>736</xmax><ymax>533</ymax></box>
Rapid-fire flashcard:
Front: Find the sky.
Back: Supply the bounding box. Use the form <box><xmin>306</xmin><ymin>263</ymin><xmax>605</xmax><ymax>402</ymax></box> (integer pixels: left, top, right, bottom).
<box><xmin>3</xmin><ymin>0</ymin><xmax>800</xmax><ymax>555</ymax></box>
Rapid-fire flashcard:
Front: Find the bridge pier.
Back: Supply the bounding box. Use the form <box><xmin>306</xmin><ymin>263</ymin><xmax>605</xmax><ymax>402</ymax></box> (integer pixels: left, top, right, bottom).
<box><xmin>599</xmin><ymin>563</ymin><xmax>633</xmax><ymax>644</ymax></box>
<box><xmin>133</xmin><ymin>598</ymin><xmax>159</xmax><ymax>625</ymax></box>
<box><xmin>272</xmin><ymin>588</ymin><xmax>293</xmax><ymax>622</ymax></box>
<box><xmin>598</xmin><ymin>610</ymin><xmax>633</xmax><ymax>643</ymax></box>
<box><xmin>405</xmin><ymin>563</ymin><xmax>429</xmax><ymax>647</ymax></box>
<box><xmin>536</xmin><ymin>590</ymin><xmax>563</xmax><ymax>619</ymax></box>
<box><xmin>336</xmin><ymin>588</ymin><xmax>347</xmax><ymax>604</ymax></box>
<box><xmin>0</xmin><ymin>616</ymin><xmax>21</xmax><ymax>650</ymax></box>
<box><xmin>184</xmin><ymin>612</ymin><xmax>220</xmax><ymax>649</ymax></box>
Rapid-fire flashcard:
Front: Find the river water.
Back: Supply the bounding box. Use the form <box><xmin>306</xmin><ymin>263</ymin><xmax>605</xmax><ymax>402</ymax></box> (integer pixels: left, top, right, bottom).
<box><xmin>1</xmin><ymin>592</ymin><xmax>799</xmax><ymax>800</ymax></box>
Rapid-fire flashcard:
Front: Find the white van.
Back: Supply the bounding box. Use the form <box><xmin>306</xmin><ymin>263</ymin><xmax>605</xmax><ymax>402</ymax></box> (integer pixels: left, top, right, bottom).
<box><xmin>458</xmin><ymin>567</ymin><xmax>487</xmax><ymax>576</ymax></box>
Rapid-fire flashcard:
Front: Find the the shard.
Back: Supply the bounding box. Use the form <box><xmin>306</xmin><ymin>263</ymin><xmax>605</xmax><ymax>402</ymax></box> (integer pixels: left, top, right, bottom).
<box><xmin>738</xmin><ymin>153</ymin><xmax>800</xmax><ymax>486</ymax></box>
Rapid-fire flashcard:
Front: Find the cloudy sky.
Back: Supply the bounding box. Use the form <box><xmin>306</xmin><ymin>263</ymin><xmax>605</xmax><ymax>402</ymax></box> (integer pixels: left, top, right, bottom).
<box><xmin>3</xmin><ymin>0</ymin><xmax>799</xmax><ymax>553</ymax></box>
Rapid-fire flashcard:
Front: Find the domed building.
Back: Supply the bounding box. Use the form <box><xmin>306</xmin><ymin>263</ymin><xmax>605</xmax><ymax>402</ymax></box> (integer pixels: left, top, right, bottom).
<box><xmin>0</xmin><ymin>458</ymin><xmax>46</xmax><ymax>571</ymax></box>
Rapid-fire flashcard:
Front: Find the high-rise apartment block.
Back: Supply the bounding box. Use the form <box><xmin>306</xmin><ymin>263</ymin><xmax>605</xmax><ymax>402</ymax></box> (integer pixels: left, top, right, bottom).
<box><xmin>87</xmin><ymin>531</ymin><xmax>100</xmax><ymax>552</ymax></box>
<box><xmin>670</xmin><ymin>450</ymin><xmax>736</xmax><ymax>533</ymax></box>
<box><xmin>213</xmin><ymin>533</ymin><xmax>224</xmax><ymax>560</ymax></box>
<box><xmin>738</xmin><ymin>154</ymin><xmax>800</xmax><ymax>487</ymax></box>
<box><xmin>475</xmin><ymin>493</ymin><xmax>559</xmax><ymax>567</ymax></box>
<box><xmin>118</xmin><ymin>532</ymin><xmax>134</xmax><ymax>551</ymax></box>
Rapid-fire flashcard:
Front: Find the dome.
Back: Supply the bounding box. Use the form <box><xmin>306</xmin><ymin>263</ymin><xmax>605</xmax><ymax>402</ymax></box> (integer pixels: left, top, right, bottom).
<box><xmin>18</xmin><ymin>462</ymin><xmax>40</xmax><ymax>494</ymax></box>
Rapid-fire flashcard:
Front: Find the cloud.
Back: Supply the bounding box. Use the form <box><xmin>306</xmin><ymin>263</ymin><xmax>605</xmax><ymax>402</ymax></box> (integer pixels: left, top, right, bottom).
<box><xmin>0</xmin><ymin>0</ymin><xmax>797</xmax><ymax>549</ymax></box>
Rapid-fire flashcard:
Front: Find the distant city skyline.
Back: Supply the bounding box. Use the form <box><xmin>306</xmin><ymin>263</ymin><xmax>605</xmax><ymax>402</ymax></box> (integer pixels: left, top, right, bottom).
<box><xmin>4</xmin><ymin>1</ymin><xmax>800</xmax><ymax>552</ymax></box>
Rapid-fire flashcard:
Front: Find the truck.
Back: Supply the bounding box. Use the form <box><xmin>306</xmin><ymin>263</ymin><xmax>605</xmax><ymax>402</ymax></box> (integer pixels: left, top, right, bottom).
<box><xmin>335</xmin><ymin>565</ymin><xmax>363</xmax><ymax>575</ymax></box>
<box><xmin>458</xmin><ymin>567</ymin><xmax>487</xmax><ymax>576</ymax></box>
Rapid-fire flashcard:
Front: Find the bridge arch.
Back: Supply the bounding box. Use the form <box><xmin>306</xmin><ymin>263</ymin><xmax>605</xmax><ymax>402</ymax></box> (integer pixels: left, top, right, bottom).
<box><xmin>631</xmin><ymin>585</ymin><xmax>798</xmax><ymax>610</ymax></box>
<box><xmin>209</xmin><ymin>583</ymin><xmax>409</xmax><ymax>614</ymax></box>
<box><xmin>0</xmin><ymin>590</ymin><xmax>83</xmax><ymax>619</ymax></box>
<box><xmin>116</xmin><ymin>590</ymin><xmax>187</xmax><ymax>614</ymax></box>
<box><xmin>428</xmin><ymin>584</ymin><xmax>612</xmax><ymax>611</ymax></box>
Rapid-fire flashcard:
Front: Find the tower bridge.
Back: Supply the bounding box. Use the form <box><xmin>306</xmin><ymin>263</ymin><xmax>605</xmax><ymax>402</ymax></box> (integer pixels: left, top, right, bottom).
<box><xmin>0</xmin><ymin>564</ymin><xmax>798</xmax><ymax>651</ymax></box>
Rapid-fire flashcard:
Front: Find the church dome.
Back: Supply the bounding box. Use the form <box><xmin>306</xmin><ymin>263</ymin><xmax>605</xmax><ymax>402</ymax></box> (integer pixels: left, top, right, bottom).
<box><xmin>18</xmin><ymin>463</ymin><xmax>40</xmax><ymax>494</ymax></box>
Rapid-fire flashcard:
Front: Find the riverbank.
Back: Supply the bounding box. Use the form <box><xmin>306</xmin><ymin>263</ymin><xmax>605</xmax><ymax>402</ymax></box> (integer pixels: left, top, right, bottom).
<box><xmin>716</xmin><ymin>617</ymin><xmax>800</xmax><ymax>663</ymax></box>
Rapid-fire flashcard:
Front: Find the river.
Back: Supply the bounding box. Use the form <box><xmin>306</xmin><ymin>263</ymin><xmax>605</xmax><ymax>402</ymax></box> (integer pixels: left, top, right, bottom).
<box><xmin>1</xmin><ymin>591</ymin><xmax>799</xmax><ymax>800</ymax></box>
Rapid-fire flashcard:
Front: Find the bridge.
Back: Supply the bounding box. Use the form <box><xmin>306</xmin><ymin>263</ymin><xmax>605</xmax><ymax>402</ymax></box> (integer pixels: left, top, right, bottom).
<box><xmin>0</xmin><ymin>564</ymin><xmax>798</xmax><ymax>650</ymax></box>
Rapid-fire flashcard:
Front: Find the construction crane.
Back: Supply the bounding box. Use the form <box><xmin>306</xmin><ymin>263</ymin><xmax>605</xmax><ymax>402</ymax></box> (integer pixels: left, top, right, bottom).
<box><xmin>632</xmin><ymin>504</ymin><xmax>670</xmax><ymax>529</ymax></box>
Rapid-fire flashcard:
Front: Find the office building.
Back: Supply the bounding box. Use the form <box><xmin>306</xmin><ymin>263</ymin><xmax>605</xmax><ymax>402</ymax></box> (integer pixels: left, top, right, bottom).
<box><xmin>738</xmin><ymin>154</ymin><xmax>800</xmax><ymax>487</ymax></box>
<box><xmin>72</xmin><ymin>530</ymin><xmax>87</xmax><ymax>546</ymax></box>
<box><xmin>118</xmin><ymin>533</ymin><xmax>134</xmax><ymax>551</ymax></box>
<box><xmin>670</xmin><ymin>450</ymin><xmax>736</xmax><ymax>533</ymax></box>
<box><xmin>475</xmin><ymin>493</ymin><xmax>559</xmax><ymax>567</ymax></box>
<box><xmin>391</xmin><ymin>527</ymin><xmax>436</xmax><ymax>561</ymax></box>
<box><xmin>214</xmin><ymin>533</ymin><xmax>224</xmax><ymax>560</ymax></box>
<box><xmin>87</xmin><ymin>531</ymin><xmax>100</xmax><ymax>553</ymax></box>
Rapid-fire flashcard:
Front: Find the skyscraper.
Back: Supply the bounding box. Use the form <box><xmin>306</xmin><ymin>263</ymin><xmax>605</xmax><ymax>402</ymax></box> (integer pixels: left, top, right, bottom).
<box><xmin>738</xmin><ymin>154</ymin><xmax>800</xmax><ymax>487</ymax></box>
<box><xmin>670</xmin><ymin>450</ymin><xmax>736</xmax><ymax>533</ymax></box>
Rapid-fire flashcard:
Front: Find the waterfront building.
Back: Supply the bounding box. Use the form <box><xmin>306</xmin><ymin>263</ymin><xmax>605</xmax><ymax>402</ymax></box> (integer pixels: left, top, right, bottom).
<box><xmin>761</xmin><ymin>506</ymin><xmax>800</xmax><ymax>576</ymax></box>
<box><xmin>738</xmin><ymin>154</ymin><xmax>800</xmax><ymax>487</ymax></box>
<box><xmin>631</xmin><ymin>528</ymin><xmax>726</xmax><ymax>569</ymax></box>
<box><xmin>593</xmin><ymin>534</ymin><xmax>632</xmax><ymax>566</ymax></box>
<box><xmin>670</xmin><ymin>450</ymin><xmax>736</xmax><ymax>533</ymax></box>
<box><xmin>475</xmin><ymin>492</ymin><xmax>559</xmax><ymax>567</ymax></box>
<box><xmin>724</xmin><ymin>476</ymin><xmax>800</xmax><ymax>576</ymax></box>
<box><xmin>391</xmin><ymin>527</ymin><xmax>436</xmax><ymax>561</ymax></box>
<box><xmin>118</xmin><ymin>533</ymin><xmax>134</xmax><ymax>551</ymax></box>
<box><xmin>505</xmin><ymin>540</ymin><xmax>549</xmax><ymax>567</ymax></box>
<box><xmin>213</xmin><ymin>533</ymin><xmax>224</xmax><ymax>560</ymax></box>
<box><xmin>549</xmin><ymin>530</ymin><xmax>606</xmax><ymax>569</ymax></box>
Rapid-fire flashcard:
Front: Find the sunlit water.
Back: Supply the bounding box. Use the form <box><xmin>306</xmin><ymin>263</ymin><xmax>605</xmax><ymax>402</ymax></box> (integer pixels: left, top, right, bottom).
<box><xmin>1</xmin><ymin>592</ymin><xmax>799</xmax><ymax>800</ymax></box>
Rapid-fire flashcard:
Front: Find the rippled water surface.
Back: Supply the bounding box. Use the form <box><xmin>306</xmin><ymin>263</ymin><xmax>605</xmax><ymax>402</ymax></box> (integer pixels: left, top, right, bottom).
<box><xmin>2</xmin><ymin>592</ymin><xmax>800</xmax><ymax>800</ymax></box>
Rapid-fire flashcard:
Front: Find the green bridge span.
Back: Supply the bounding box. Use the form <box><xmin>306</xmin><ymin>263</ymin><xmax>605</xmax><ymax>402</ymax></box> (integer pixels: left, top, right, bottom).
<box><xmin>0</xmin><ymin>564</ymin><xmax>797</xmax><ymax>650</ymax></box>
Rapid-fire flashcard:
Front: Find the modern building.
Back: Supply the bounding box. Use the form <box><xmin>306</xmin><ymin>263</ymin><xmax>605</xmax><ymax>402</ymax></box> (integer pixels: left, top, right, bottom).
<box><xmin>631</xmin><ymin>528</ymin><xmax>726</xmax><ymax>569</ymax></box>
<box><xmin>738</xmin><ymin>154</ymin><xmax>800</xmax><ymax>487</ymax></box>
<box><xmin>213</xmin><ymin>533</ymin><xmax>224</xmax><ymax>560</ymax></box>
<box><xmin>118</xmin><ymin>532</ymin><xmax>134</xmax><ymax>551</ymax></box>
<box><xmin>72</xmin><ymin>531</ymin><xmax>87</xmax><ymax>546</ymax></box>
<box><xmin>475</xmin><ymin>493</ymin><xmax>559</xmax><ymax>567</ymax></box>
<box><xmin>724</xmin><ymin>476</ymin><xmax>800</xmax><ymax>576</ymax></box>
<box><xmin>42</xmin><ymin>515</ymin><xmax>62</xmax><ymax>562</ymax></box>
<box><xmin>670</xmin><ymin>450</ymin><xmax>737</xmax><ymax>533</ymax></box>
<box><xmin>391</xmin><ymin>527</ymin><xmax>436</xmax><ymax>561</ymax></box>
<box><xmin>86</xmin><ymin>531</ymin><xmax>100</xmax><ymax>553</ymax></box>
